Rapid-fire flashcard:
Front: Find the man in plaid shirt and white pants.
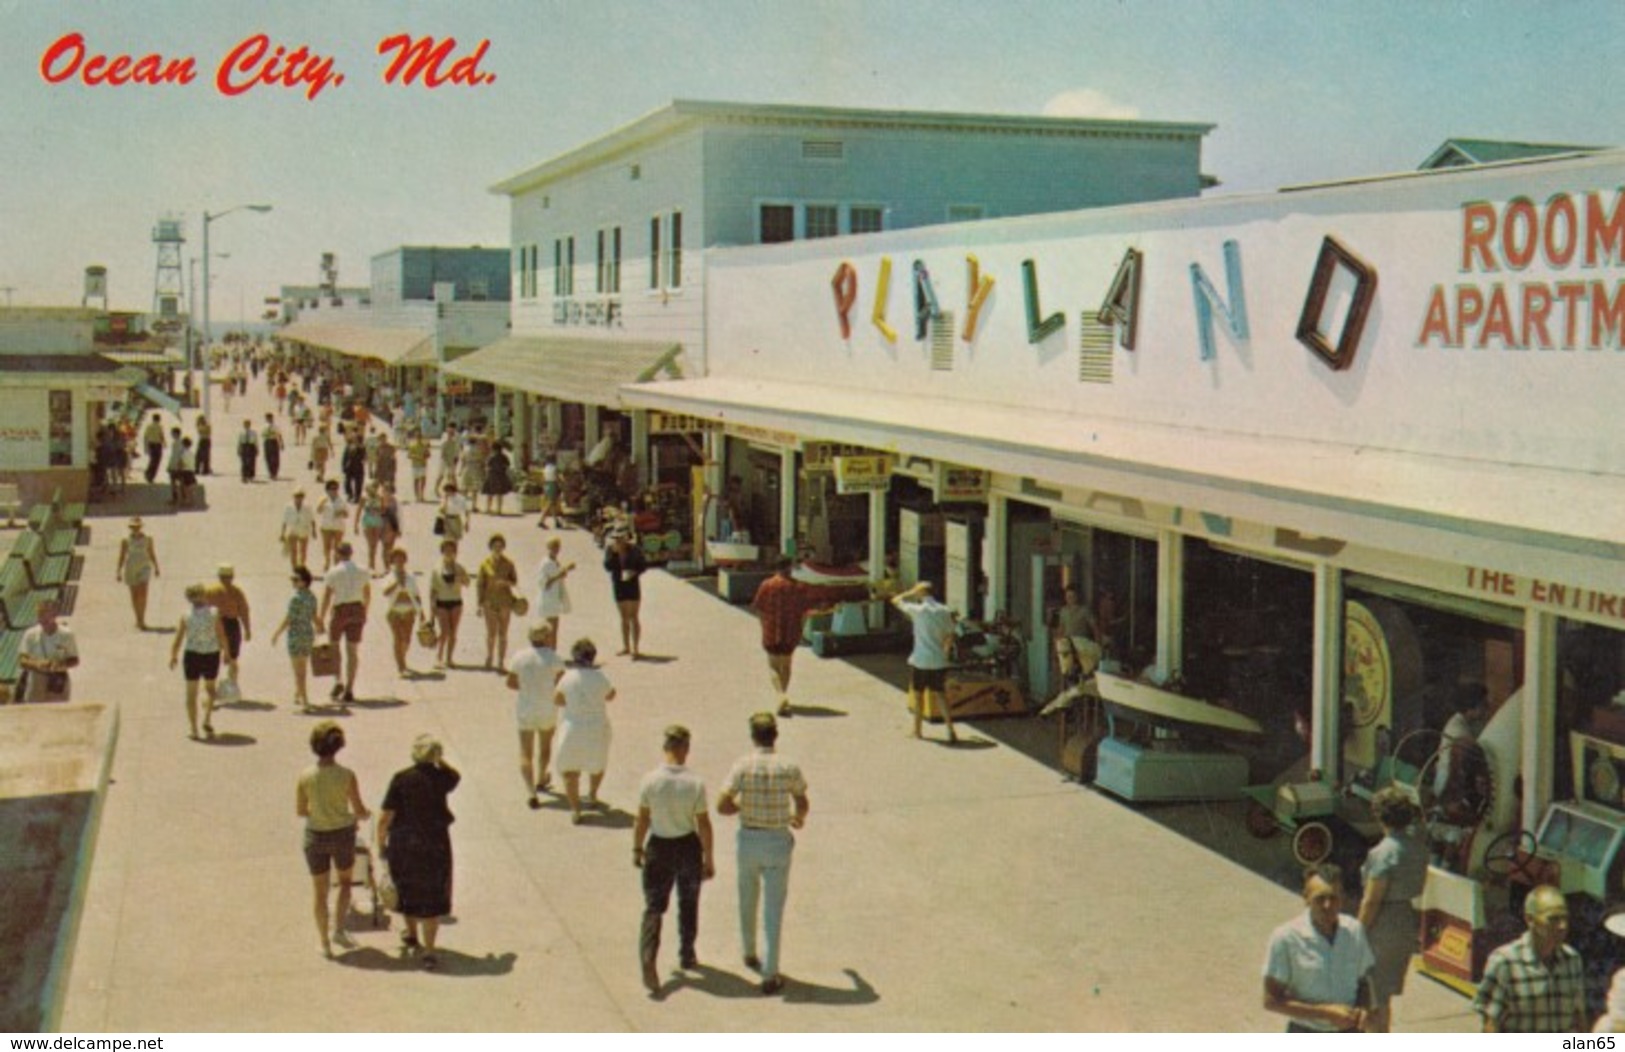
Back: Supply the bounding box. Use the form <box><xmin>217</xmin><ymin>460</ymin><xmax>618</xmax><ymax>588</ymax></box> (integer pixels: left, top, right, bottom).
<box><xmin>717</xmin><ymin>712</ymin><xmax>810</xmax><ymax>996</ymax></box>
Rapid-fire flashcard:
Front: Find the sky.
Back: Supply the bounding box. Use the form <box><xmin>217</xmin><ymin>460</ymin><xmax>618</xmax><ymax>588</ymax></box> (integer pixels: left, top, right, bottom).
<box><xmin>1</xmin><ymin>0</ymin><xmax>1619</xmax><ymax>318</ymax></box>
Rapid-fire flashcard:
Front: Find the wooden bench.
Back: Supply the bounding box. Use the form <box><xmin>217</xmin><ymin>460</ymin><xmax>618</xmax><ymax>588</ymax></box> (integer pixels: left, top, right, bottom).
<box><xmin>12</xmin><ymin>531</ymin><xmax>70</xmax><ymax>591</ymax></box>
<box><xmin>0</xmin><ymin>483</ymin><xmax>18</xmax><ymax>527</ymax></box>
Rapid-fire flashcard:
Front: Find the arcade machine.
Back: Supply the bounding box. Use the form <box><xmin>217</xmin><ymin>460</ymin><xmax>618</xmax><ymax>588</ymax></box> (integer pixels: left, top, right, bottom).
<box><xmin>1429</xmin><ymin>703</ymin><xmax>1625</xmax><ymax>992</ymax></box>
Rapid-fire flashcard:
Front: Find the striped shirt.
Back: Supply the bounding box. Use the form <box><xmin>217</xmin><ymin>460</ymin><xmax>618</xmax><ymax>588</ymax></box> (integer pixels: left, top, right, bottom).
<box><xmin>724</xmin><ymin>747</ymin><xmax>807</xmax><ymax>830</ymax></box>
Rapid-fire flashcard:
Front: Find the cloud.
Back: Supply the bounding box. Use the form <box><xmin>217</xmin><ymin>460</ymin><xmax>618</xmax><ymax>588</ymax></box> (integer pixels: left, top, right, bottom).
<box><xmin>1042</xmin><ymin>89</ymin><xmax>1141</xmax><ymax>121</ymax></box>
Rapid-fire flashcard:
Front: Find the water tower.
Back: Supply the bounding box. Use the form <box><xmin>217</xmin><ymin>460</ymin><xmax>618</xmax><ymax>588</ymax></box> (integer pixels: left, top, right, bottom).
<box><xmin>152</xmin><ymin>214</ymin><xmax>186</xmax><ymax>319</ymax></box>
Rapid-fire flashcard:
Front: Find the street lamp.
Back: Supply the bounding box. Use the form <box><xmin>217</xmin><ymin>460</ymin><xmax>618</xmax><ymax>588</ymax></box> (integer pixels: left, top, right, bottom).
<box><xmin>187</xmin><ymin>253</ymin><xmax>227</xmax><ymax>407</ymax></box>
<box><xmin>201</xmin><ymin>203</ymin><xmax>272</xmax><ymax>420</ymax></box>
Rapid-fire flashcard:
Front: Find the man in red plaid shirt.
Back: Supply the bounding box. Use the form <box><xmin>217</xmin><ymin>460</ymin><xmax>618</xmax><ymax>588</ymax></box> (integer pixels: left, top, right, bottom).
<box><xmin>751</xmin><ymin>557</ymin><xmax>824</xmax><ymax>718</ymax></box>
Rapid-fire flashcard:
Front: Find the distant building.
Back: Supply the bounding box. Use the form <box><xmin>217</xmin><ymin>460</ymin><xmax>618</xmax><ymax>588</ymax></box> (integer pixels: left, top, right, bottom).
<box><xmin>448</xmin><ymin>98</ymin><xmax>1214</xmax><ymax>543</ymax></box>
<box><xmin>279</xmin><ymin>247</ymin><xmax>510</xmax><ymax>407</ymax></box>
<box><xmin>0</xmin><ymin>308</ymin><xmax>158</xmax><ymax>503</ymax></box>
<box><xmin>1419</xmin><ymin>137</ymin><xmax>1605</xmax><ymax>170</ymax></box>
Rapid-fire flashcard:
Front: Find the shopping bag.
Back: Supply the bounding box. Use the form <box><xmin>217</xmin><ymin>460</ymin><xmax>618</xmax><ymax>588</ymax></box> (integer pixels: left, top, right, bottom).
<box><xmin>310</xmin><ymin>642</ymin><xmax>340</xmax><ymax>677</ymax></box>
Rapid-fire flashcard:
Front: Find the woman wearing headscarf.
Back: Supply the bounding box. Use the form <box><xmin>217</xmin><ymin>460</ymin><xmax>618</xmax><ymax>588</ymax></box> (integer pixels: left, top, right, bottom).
<box><xmin>378</xmin><ymin>734</ymin><xmax>461</xmax><ymax>969</ymax></box>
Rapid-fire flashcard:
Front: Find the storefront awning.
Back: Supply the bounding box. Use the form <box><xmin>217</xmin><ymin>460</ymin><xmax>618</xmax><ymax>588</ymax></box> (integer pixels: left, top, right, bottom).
<box><xmin>279</xmin><ymin>321</ymin><xmax>434</xmax><ymax>366</ymax></box>
<box><xmin>133</xmin><ymin>382</ymin><xmax>183</xmax><ymax>415</ymax></box>
<box><xmin>442</xmin><ymin>336</ymin><xmax>683</xmax><ymax>408</ymax></box>
<box><xmin>101</xmin><ymin>348</ymin><xmax>186</xmax><ymax>367</ymax></box>
<box><xmin>622</xmin><ymin>376</ymin><xmax>1625</xmax><ymax>591</ymax></box>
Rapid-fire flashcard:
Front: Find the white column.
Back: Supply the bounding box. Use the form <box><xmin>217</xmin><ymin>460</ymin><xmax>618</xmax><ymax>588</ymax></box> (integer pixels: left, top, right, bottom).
<box><xmin>584</xmin><ymin>404</ymin><xmax>601</xmax><ymax>450</ymax></box>
<box><xmin>631</xmin><ymin>410</ymin><xmax>650</xmax><ymax>487</ymax></box>
<box><xmin>1309</xmin><ymin>562</ymin><xmax>1344</xmax><ymax>779</ymax></box>
<box><xmin>986</xmin><ymin>492</ymin><xmax>1008</xmax><ymax>622</ymax></box>
<box><xmin>1155</xmin><ymin>529</ymin><xmax>1184</xmax><ymax>677</ymax></box>
<box><xmin>779</xmin><ymin>447</ymin><xmax>797</xmax><ymax>557</ymax></box>
<box><xmin>1522</xmin><ymin>609</ymin><xmax>1558</xmax><ymax>833</ymax></box>
<box><xmin>867</xmin><ymin>487</ymin><xmax>887</xmax><ymax>583</ymax></box>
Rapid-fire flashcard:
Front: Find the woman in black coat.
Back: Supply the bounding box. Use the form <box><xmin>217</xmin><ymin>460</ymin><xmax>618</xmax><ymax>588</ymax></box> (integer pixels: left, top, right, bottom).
<box><xmin>377</xmin><ymin>734</ymin><xmax>460</xmax><ymax>969</ymax></box>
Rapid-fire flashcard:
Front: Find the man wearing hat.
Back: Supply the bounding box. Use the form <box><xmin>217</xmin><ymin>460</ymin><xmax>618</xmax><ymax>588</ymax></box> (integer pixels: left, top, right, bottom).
<box><xmin>633</xmin><ymin>725</ymin><xmax>715</xmax><ymax>994</ymax></box>
<box><xmin>716</xmin><ymin>712</ymin><xmax>809</xmax><ymax>996</ymax></box>
<box><xmin>205</xmin><ymin>563</ymin><xmax>252</xmax><ymax>696</ymax></box>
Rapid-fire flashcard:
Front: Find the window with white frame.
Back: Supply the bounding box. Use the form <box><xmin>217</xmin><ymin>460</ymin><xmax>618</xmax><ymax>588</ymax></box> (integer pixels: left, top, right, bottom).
<box><xmin>554</xmin><ymin>237</ymin><xmax>575</xmax><ymax>296</ymax></box>
<box><xmin>649</xmin><ymin>216</ymin><xmax>662</xmax><ymax>289</ymax></box>
<box><xmin>759</xmin><ymin>202</ymin><xmax>884</xmax><ymax>242</ymax></box>
<box><xmin>849</xmin><ymin>206</ymin><xmax>884</xmax><ymax>235</ymax></box>
<box><xmin>666</xmin><ymin>211</ymin><xmax>682</xmax><ymax>289</ymax></box>
<box><xmin>596</xmin><ymin>226</ymin><xmax>622</xmax><ymax>294</ymax></box>
<box><xmin>805</xmin><ymin>204</ymin><xmax>839</xmax><ymax>240</ymax></box>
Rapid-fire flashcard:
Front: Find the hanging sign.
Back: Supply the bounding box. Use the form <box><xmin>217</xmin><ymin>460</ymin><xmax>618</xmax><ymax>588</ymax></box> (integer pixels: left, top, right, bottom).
<box><xmin>834</xmin><ymin>454</ymin><xmax>893</xmax><ymax>494</ymax></box>
<box><xmin>649</xmin><ymin>412</ymin><xmax>717</xmax><ymax>435</ymax></box>
<box><xmin>803</xmin><ymin>440</ymin><xmax>875</xmax><ymax>473</ymax></box>
<box><xmin>935</xmin><ymin>463</ymin><xmax>989</xmax><ymax>501</ymax></box>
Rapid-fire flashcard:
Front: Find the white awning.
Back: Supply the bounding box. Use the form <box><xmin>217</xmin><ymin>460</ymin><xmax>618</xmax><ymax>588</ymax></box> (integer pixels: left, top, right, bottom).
<box><xmin>443</xmin><ymin>336</ymin><xmax>683</xmax><ymax>407</ymax></box>
<box><xmin>622</xmin><ymin>376</ymin><xmax>1625</xmax><ymax>591</ymax></box>
<box><xmin>133</xmin><ymin>382</ymin><xmax>182</xmax><ymax>415</ymax></box>
<box><xmin>279</xmin><ymin>322</ymin><xmax>434</xmax><ymax>366</ymax></box>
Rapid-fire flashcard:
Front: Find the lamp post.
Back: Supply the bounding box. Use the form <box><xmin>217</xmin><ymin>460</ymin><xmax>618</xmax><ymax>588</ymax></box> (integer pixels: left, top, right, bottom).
<box><xmin>201</xmin><ymin>203</ymin><xmax>272</xmax><ymax>420</ymax></box>
<box><xmin>187</xmin><ymin>253</ymin><xmax>228</xmax><ymax>408</ymax></box>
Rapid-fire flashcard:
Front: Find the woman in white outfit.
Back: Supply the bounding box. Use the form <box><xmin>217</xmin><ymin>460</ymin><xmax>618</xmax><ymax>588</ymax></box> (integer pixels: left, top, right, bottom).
<box><xmin>552</xmin><ymin>637</ymin><xmax>617</xmax><ymax>825</ymax></box>
<box><xmin>535</xmin><ymin>537</ymin><xmax>575</xmax><ymax>641</ymax></box>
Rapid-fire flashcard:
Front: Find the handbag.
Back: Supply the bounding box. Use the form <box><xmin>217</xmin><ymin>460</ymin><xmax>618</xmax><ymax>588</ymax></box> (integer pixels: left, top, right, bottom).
<box><xmin>511</xmin><ymin>596</ymin><xmax>529</xmax><ymax>617</ymax></box>
<box><xmin>432</xmin><ymin>514</ymin><xmax>446</xmax><ymax>536</ymax></box>
<box><xmin>416</xmin><ymin>620</ymin><xmax>438</xmax><ymax>649</ymax></box>
<box><xmin>377</xmin><ymin>862</ymin><xmax>399</xmax><ymax>912</ymax></box>
<box><xmin>310</xmin><ymin>641</ymin><xmax>340</xmax><ymax>677</ymax></box>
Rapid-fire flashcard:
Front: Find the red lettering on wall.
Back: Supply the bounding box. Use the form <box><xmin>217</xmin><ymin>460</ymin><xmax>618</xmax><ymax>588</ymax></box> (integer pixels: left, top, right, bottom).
<box><xmin>1586</xmin><ymin>190</ymin><xmax>1625</xmax><ymax>267</ymax></box>
<box><xmin>1462</xmin><ymin>202</ymin><xmax>1498</xmax><ymax>272</ymax></box>
<box><xmin>1502</xmin><ymin>198</ymin><xmax>1537</xmax><ymax>270</ymax></box>
<box><xmin>1520</xmin><ymin>284</ymin><xmax>1554</xmax><ymax>349</ymax></box>
<box><xmin>1478</xmin><ymin>286</ymin><xmax>1515</xmax><ymax>349</ymax></box>
<box><xmin>1590</xmin><ymin>281</ymin><xmax>1625</xmax><ymax>348</ymax></box>
<box><xmin>1418</xmin><ymin>287</ymin><xmax>1454</xmax><ymax>347</ymax></box>
<box><xmin>1543</xmin><ymin>193</ymin><xmax>1578</xmax><ymax>268</ymax></box>
<box><xmin>1456</xmin><ymin>286</ymin><xmax>1484</xmax><ymax>346</ymax></box>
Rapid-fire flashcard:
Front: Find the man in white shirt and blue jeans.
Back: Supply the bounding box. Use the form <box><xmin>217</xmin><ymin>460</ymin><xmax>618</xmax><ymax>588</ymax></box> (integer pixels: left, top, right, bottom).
<box><xmin>892</xmin><ymin>581</ymin><xmax>960</xmax><ymax>744</ymax></box>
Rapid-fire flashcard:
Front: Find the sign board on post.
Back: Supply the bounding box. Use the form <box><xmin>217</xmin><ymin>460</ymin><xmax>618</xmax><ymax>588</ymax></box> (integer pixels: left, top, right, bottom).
<box><xmin>834</xmin><ymin>454</ymin><xmax>892</xmax><ymax>494</ymax></box>
<box><xmin>935</xmin><ymin>463</ymin><xmax>989</xmax><ymax>501</ymax></box>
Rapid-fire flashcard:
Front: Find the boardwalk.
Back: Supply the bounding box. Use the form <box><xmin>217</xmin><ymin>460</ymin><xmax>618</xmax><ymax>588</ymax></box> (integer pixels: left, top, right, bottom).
<box><xmin>51</xmin><ymin>373</ymin><xmax>1478</xmax><ymax>1032</ymax></box>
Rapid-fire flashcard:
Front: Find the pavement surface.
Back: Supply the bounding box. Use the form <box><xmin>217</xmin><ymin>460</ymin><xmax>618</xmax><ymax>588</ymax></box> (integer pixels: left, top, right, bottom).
<box><xmin>35</xmin><ymin>372</ymin><xmax>1482</xmax><ymax>1032</ymax></box>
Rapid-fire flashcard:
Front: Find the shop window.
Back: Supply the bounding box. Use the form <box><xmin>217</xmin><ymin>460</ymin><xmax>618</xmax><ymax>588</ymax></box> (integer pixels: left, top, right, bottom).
<box><xmin>1181</xmin><ymin>538</ymin><xmax>1314</xmax><ymax>782</ymax></box>
<box><xmin>1558</xmin><ymin>620</ymin><xmax>1625</xmax><ymax>803</ymax></box>
<box><xmin>1341</xmin><ymin>578</ymin><xmax>1523</xmax><ymax>806</ymax></box>
<box><xmin>48</xmin><ymin>390</ymin><xmax>72</xmax><ymax>466</ymax></box>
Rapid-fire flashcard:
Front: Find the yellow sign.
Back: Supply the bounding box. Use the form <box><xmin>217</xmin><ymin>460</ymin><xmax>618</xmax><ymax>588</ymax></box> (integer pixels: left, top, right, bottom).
<box><xmin>650</xmin><ymin>412</ymin><xmax>718</xmax><ymax>435</ymax></box>
<box><xmin>834</xmin><ymin>454</ymin><xmax>893</xmax><ymax>494</ymax></box>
